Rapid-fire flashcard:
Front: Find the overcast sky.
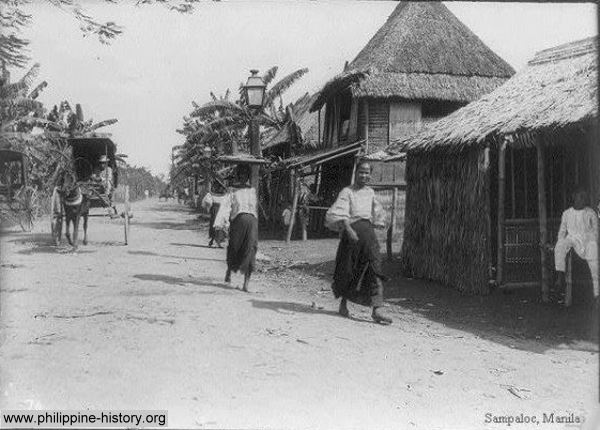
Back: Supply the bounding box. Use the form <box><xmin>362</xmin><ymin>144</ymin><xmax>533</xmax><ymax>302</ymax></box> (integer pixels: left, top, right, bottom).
<box><xmin>17</xmin><ymin>1</ymin><xmax>598</xmax><ymax>176</ymax></box>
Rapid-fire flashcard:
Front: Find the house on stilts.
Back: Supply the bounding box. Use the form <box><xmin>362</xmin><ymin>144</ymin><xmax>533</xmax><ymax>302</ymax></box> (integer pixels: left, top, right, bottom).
<box><xmin>385</xmin><ymin>36</ymin><xmax>599</xmax><ymax>300</ymax></box>
<box><xmin>305</xmin><ymin>1</ymin><xmax>514</xmax><ymax>234</ymax></box>
<box><xmin>262</xmin><ymin>92</ymin><xmax>324</xmax><ymax>232</ymax></box>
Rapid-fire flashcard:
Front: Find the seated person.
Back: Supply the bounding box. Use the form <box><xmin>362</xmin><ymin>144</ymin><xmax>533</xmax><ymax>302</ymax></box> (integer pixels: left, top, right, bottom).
<box><xmin>554</xmin><ymin>189</ymin><xmax>599</xmax><ymax>298</ymax></box>
<box><xmin>91</xmin><ymin>155</ymin><xmax>113</xmax><ymax>196</ymax></box>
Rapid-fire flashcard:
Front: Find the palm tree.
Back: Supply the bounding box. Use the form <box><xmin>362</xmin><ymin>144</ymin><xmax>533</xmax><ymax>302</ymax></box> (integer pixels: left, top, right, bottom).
<box><xmin>176</xmin><ymin>66</ymin><xmax>308</xmax><ymax>169</ymax></box>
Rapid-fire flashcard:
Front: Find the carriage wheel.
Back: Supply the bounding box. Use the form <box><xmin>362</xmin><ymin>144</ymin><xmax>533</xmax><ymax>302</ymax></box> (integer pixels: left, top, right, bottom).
<box><xmin>18</xmin><ymin>187</ymin><xmax>39</xmax><ymax>232</ymax></box>
<box><xmin>51</xmin><ymin>216</ymin><xmax>63</xmax><ymax>246</ymax></box>
<box><xmin>123</xmin><ymin>184</ymin><xmax>130</xmax><ymax>245</ymax></box>
<box><xmin>123</xmin><ymin>211</ymin><xmax>130</xmax><ymax>245</ymax></box>
<box><xmin>50</xmin><ymin>187</ymin><xmax>63</xmax><ymax>245</ymax></box>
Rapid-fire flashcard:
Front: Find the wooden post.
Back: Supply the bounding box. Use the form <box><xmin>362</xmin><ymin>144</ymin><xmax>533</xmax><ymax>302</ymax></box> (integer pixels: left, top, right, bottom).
<box><xmin>510</xmin><ymin>147</ymin><xmax>516</xmax><ymax>218</ymax></box>
<box><xmin>249</xmin><ymin>117</ymin><xmax>261</xmax><ymax>191</ymax></box>
<box><xmin>301</xmin><ymin>218</ymin><xmax>307</xmax><ymax>242</ymax></box>
<box><xmin>286</xmin><ymin>176</ymin><xmax>299</xmax><ymax>244</ymax></box>
<box><xmin>387</xmin><ymin>186</ymin><xmax>398</xmax><ymax>261</ymax></box>
<box><xmin>536</xmin><ymin>137</ymin><xmax>550</xmax><ymax>302</ymax></box>
<box><xmin>318</xmin><ymin>108</ymin><xmax>321</xmax><ymax>147</ymax></box>
<box><xmin>364</xmin><ymin>101</ymin><xmax>369</xmax><ymax>154</ymax></box>
<box><xmin>350</xmin><ymin>157</ymin><xmax>358</xmax><ymax>186</ymax></box>
<box><xmin>497</xmin><ymin>141</ymin><xmax>507</xmax><ymax>287</ymax></box>
<box><xmin>565</xmin><ymin>251</ymin><xmax>573</xmax><ymax>307</ymax></box>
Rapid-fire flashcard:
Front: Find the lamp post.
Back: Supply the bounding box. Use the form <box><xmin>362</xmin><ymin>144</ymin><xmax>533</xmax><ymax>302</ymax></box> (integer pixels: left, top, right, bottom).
<box><xmin>243</xmin><ymin>69</ymin><xmax>266</xmax><ymax>190</ymax></box>
<box><xmin>202</xmin><ymin>145</ymin><xmax>213</xmax><ymax>192</ymax></box>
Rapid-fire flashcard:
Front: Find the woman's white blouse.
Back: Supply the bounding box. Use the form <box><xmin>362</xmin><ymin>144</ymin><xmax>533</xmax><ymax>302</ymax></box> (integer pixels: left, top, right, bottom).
<box><xmin>213</xmin><ymin>187</ymin><xmax>257</xmax><ymax>229</ymax></box>
<box><xmin>325</xmin><ymin>186</ymin><xmax>386</xmax><ymax>231</ymax></box>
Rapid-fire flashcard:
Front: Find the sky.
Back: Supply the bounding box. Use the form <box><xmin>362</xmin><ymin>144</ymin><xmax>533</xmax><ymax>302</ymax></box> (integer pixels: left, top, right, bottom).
<box><xmin>15</xmin><ymin>0</ymin><xmax>598</xmax><ymax>176</ymax></box>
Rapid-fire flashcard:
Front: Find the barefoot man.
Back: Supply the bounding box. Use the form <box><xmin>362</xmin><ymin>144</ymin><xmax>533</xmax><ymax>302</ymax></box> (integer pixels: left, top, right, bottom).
<box><xmin>554</xmin><ymin>189</ymin><xmax>599</xmax><ymax>299</ymax></box>
<box><xmin>325</xmin><ymin>160</ymin><xmax>392</xmax><ymax>324</ymax></box>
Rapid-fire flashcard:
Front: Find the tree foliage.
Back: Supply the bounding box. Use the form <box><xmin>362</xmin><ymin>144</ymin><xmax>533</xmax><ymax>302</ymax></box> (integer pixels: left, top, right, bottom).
<box><xmin>174</xmin><ymin>66</ymin><xmax>308</xmax><ymax>181</ymax></box>
<box><xmin>117</xmin><ymin>163</ymin><xmax>166</xmax><ymax>201</ymax></box>
<box><xmin>0</xmin><ymin>0</ymin><xmax>216</xmax><ymax>68</ymax></box>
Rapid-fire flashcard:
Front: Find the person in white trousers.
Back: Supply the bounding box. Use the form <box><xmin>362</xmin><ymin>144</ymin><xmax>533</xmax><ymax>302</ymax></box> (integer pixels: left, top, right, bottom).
<box><xmin>554</xmin><ymin>189</ymin><xmax>599</xmax><ymax>299</ymax></box>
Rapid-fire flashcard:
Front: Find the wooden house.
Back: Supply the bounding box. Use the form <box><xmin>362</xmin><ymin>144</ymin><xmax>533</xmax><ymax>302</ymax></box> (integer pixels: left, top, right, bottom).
<box><xmin>262</xmin><ymin>93</ymin><xmax>324</xmax><ymax>228</ymax></box>
<box><xmin>309</xmin><ymin>1</ymin><xmax>514</xmax><ymax>191</ymax></box>
<box><xmin>386</xmin><ymin>37</ymin><xmax>598</xmax><ymax>298</ymax></box>
<box><xmin>304</xmin><ymin>1</ymin><xmax>514</xmax><ymax>238</ymax></box>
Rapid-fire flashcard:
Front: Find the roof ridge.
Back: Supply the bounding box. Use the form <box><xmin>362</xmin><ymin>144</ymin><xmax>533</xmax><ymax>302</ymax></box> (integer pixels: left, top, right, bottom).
<box><xmin>529</xmin><ymin>36</ymin><xmax>598</xmax><ymax>66</ymax></box>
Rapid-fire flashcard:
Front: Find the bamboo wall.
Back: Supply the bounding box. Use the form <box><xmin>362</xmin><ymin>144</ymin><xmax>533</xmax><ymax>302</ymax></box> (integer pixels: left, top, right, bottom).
<box><xmin>367</xmin><ymin>100</ymin><xmax>389</xmax><ymax>150</ymax></box>
<box><xmin>400</xmin><ymin>149</ymin><xmax>492</xmax><ymax>294</ymax></box>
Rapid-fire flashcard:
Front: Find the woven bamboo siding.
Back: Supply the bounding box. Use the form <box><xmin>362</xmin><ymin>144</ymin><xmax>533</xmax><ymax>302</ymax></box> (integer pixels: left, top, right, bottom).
<box><xmin>370</xmin><ymin>161</ymin><xmax>405</xmax><ymax>185</ymax></box>
<box><xmin>376</xmin><ymin>188</ymin><xmax>406</xmax><ymax>249</ymax></box>
<box><xmin>357</xmin><ymin>100</ymin><xmax>366</xmax><ymax>140</ymax></box>
<box><xmin>400</xmin><ymin>149</ymin><xmax>491</xmax><ymax>294</ymax></box>
<box><xmin>367</xmin><ymin>100</ymin><xmax>389</xmax><ymax>151</ymax></box>
<box><xmin>389</xmin><ymin>102</ymin><xmax>421</xmax><ymax>142</ymax></box>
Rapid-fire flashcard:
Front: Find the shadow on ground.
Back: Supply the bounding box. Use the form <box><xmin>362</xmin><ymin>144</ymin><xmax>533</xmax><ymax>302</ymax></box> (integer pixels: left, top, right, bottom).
<box><xmin>249</xmin><ymin>298</ymin><xmax>377</xmax><ymax>325</ymax></box>
<box><xmin>171</xmin><ymin>243</ymin><xmax>216</xmax><ymax>249</ymax></box>
<box><xmin>270</xmin><ymin>254</ymin><xmax>598</xmax><ymax>354</ymax></box>
<box><xmin>128</xmin><ymin>250</ymin><xmax>222</xmax><ymax>262</ymax></box>
<box><xmin>133</xmin><ymin>273</ymin><xmax>237</xmax><ymax>292</ymax></box>
<box><xmin>135</xmin><ymin>218</ymin><xmax>205</xmax><ymax>231</ymax></box>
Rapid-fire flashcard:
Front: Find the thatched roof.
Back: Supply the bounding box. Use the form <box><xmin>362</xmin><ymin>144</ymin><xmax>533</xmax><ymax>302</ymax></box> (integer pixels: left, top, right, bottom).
<box><xmin>264</xmin><ymin>93</ymin><xmax>323</xmax><ymax>151</ymax></box>
<box><xmin>311</xmin><ymin>1</ymin><xmax>514</xmax><ymax>111</ymax></box>
<box><xmin>385</xmin><ymin>36</ymin><xmax>598</xmax><ymax>155</ymax></box>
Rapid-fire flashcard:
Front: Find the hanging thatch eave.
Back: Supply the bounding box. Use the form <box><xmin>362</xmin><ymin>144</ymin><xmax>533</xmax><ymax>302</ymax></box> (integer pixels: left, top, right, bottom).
<box><xmin>310</xmin><ymin>71</ymin><xmax>366</xmax><ymax>112</ymax></box>
<box><xmin>386</xmin><ymin>36</ymin><xmax>598</xmax><ymax>155</ymax></box>
<box><xmin>264</xmin><ymin>92</ymin><xmax>323</xmax><ymax>151</ymax></box>
<box><xmin>310</xmin><ymin>1</ymin><xmax>514</xmax><ymax>112</ymax></box>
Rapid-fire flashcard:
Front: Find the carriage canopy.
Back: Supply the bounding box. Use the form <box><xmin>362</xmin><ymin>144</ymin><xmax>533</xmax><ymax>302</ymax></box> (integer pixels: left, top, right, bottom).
<box><xmin>68</xmin><ymin>137</ymin><xmax>118</xmax><ymax>188</ymax></box>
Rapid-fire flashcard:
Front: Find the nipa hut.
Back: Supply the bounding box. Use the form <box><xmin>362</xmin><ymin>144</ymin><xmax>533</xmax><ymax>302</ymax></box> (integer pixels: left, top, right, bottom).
<box><xmin>307</xmin><ymin>1</ymin><xmax>514</xmax><ymax>235</ymax></box>
<box><xmin>262</xmin><ymin>93</ymin><xmax>324</xmax><ymax>234</ymax></box>
<box><xmin>386</xmin><ymin>36</ymin><xmax>599</xmax><ymax>298</ymax></box>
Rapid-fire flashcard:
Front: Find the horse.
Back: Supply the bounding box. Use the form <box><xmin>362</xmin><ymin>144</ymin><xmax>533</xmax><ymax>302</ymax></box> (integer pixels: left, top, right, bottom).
<box><xmin>51</xmin><ymin>171</ymin><xmax>90</xmax><ymax>250</ymax></box>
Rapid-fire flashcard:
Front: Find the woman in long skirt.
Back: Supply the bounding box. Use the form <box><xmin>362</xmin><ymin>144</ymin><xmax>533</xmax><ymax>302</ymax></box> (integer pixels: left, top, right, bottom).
<box><xmin>202</xmin><ymin>183</ymin><xmax>227</xmax><ymax>248</ymax></box>
<box><xmin>213</xmin><ymin>164</ymin><xmax>258</xmax><ymax>292</ymax></box>
<box><xmin>325</xmin><ymin>161</ymin><xmax>392</xmax><ymax>324</ymax></box>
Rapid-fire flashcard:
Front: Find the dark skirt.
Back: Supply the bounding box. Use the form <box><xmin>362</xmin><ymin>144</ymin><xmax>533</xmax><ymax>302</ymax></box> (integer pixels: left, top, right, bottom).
<box><xmin>227</xmin><ymin>213</ymin><xmax>258</xmax><ymax>274</ymax></box>
<box><xmin>208</xmin><ymin>203</ymin><xmax>226</xmax><ymax>242</ymax></box>
<box><xmin>332</xmin><ymin>219</ymin><xmax>384</xmax><ymax>307</ymax></box>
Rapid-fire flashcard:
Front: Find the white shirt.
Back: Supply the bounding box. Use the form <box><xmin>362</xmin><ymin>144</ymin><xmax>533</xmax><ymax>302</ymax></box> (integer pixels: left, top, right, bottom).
<box><xmin>325</xmin><ymin>186</ymin><xmax>386</xmax><ymax>231</ymax></box>
<box><xmin>557</xmin><ymin>207</ymin><xmax>598</xmax><ymax>256</ymax></box>
<box><xmin>201</xmin><ymin>192</ymin><xmax>225</xmax><ymax>211</ymax></box>
<box><xmin>213</xmin><ymin>187</ymin><xmax>257</xmax><ymax>229</ymax></box>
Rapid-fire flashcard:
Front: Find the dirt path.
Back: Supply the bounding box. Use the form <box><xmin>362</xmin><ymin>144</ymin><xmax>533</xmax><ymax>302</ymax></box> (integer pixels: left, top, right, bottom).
<box><xmin>1</xmin><ymin>199</ymin><xmax>598</xmax><ymax>429</ymax></box>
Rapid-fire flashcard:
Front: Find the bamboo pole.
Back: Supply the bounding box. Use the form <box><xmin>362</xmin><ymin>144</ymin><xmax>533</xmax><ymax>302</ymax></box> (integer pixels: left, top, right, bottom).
<box><xmin>497</xmin><ymin>141</ymin><xmax>507</xmax><ymax>287</ymax></box>
<box><xmin>364</xmin><ymin>101</ymin><xmax>370</xmax><ymax>154</ymax></box>
<box><xmin>286</xmin><ymin>175</ymin><xmax>299</xmax><ymax>243</ymax></box>
<box><xmin>387</xmin><ymin>186</ymin><xmax>398</xmax><ymax>261</ymax></box>
<box><xmin>350</xmin><ymin>155</ymin><xmax>358</xmax><ymax>186</ymax></box>
<box><xmin>484</xmin><ymin>146</ymin><xmax>492</xmax><ymax>291</ymax></box>
<box><xmin>318</xmin><ymin>108</ymin><xmax>321</xmax><ymax>147</ymax></box>
<box><xmin>510</xmin><ymin>147</ymin><xmax>516</xmax><ymax>218</ymax></box>
<box><xmin>565</xmin><ymin>251</ymin><xmax>573</xmax><ymax>307</ymax></box>
<box><xmin>536</xmin><ymin>137</ymin><xmax>550</xmax><ymax>302</ymax></box>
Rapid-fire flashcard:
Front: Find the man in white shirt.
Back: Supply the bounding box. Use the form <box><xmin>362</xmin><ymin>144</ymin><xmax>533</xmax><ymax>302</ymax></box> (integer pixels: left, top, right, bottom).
<box><xmin>554</xmin><ymin>189</ymin><xmax>599</xmax><ymax>298</ymax></box>
<box><xmin>91</xmin><ymin>155</ymin><xmax>113</xmax><ymax>196</ymax></box>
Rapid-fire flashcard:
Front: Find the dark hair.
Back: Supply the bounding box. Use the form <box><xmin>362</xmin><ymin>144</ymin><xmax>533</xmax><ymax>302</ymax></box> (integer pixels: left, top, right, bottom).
<box><xmin>236</xmin><ymin>164</ymin><xmax>251</xmax><ymax>184</ymax></box>
<box><xmin>573</xmin><ymin>188</ymin><xmax>589</xmax><ymax>204</ymax></box>
<box><xmin>356</xmin><ymin>159</ymin><xmax>373</xmax><ymax>173</ymax></box>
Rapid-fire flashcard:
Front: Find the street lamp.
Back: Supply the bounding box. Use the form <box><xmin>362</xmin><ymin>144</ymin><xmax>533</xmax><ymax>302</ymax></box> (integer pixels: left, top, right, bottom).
<box><xmin>244</xmin><ymin>69</ymin><xmax>266</xmax><ymax>109</ymax></box>
<box><xmin>243</xmin><ymin>69</ymin><xmax>266</xmax><ymax>190</ymax></box>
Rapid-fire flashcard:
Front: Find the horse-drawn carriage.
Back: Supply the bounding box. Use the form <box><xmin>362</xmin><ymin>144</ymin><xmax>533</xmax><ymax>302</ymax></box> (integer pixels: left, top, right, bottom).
<box><xmin>51</xmin><ymin>136</ymin><xmax>131</xmax><ymax>247</ymax></box>
<box><xmin>0</xmin><ymin>147</ymin><xmax>40</xmax><ymax>231</ymax></box>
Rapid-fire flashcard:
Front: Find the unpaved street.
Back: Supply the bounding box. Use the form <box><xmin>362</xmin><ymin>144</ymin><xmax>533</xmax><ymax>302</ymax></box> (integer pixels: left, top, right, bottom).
<box><xmin>1</xmin><ymin>199</ymin><xmax>598</xmax><ymax>429</ymax></box>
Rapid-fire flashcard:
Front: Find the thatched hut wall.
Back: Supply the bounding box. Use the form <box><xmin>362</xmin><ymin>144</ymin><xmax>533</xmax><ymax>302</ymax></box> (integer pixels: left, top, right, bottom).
<box><xmin>400</xmin><ymin>148</ymin><xmax>491</xmax><ymax>294</ymax></box>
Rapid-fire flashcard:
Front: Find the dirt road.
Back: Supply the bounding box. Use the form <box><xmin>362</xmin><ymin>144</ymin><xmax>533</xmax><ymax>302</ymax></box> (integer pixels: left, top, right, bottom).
<box><xmin>1</xmin><ymin>199</ymin><xmax>598</xmax><ymax>429</ymax></box>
